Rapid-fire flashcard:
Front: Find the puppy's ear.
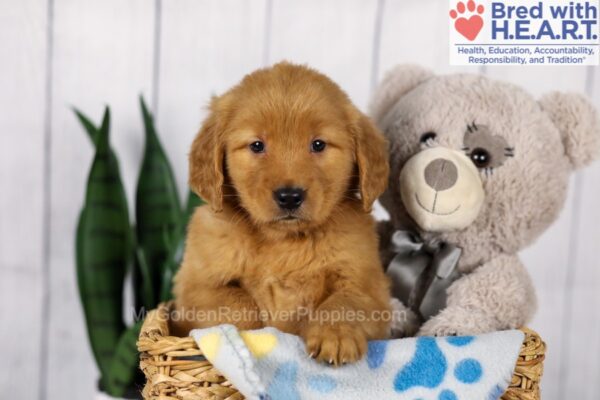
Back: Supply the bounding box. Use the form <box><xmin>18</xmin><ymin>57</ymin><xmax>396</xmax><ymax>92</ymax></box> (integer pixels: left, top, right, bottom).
<box><xmin>353</xmin><ymin>114</ymin><xmax>390</xmax><ymax>212</ymax></box>
<box><xmin>369</xmin><ymin>64</ymin><xmax>433</xmax><ymax>124</ymax></box>
<box><xmin>189</xmin><ymin>100</ymin><xmax>227</xmax><ymax>212</ymax></box>
<box><xmin>539</xmin><ymin>92</ymin><xmax>600</xmax><ymax>170</ymax></box>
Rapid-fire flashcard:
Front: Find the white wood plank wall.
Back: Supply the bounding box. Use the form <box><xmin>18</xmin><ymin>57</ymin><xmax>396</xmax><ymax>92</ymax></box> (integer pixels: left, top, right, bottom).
<box><xmin>0</xmin><ymin>1</ymin><xmax>598</xmax><ymax>398</ymax></box>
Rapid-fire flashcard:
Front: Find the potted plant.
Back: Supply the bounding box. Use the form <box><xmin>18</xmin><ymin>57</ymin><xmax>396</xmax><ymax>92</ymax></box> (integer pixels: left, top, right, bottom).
<box><xmin>75</xmin><ymin>97</ymin><xmax>203</xmax><ymax>398</ymax></box>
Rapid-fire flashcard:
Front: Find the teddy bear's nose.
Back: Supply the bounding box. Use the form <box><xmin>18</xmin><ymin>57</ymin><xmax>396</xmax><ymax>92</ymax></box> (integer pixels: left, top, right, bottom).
<box><xmin>424</xmin><ymin>158</ymin><xmax>458</xmax><ymax>191</ymax></box>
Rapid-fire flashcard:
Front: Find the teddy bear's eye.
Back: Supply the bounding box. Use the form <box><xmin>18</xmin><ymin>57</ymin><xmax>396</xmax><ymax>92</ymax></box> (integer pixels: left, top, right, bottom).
<box><xmin>463</xmin><ymin>123</ymin><xmax>513</xmax><ymax>172</ymax></box>
<box><xmin>420</xmin><ymin>132</ymin><xmax>437</xmax><ymax>146</ymax></box>
<box><xmin>470</xmin><ymin>147</ymin><xmax>491</xmax><ymax>168</ymax></box>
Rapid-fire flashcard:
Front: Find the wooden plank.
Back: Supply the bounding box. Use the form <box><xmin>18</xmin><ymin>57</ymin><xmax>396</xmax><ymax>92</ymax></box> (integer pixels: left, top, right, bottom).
<box><xmin>486</xmin><ymin>66</ymin><xmax>589</xmax><ymax>96</ymax></box>
<box><xmin>377</xmin><ymin>0</ymin><xmax>480</xmax><ymax>80</ymax></box>
<box><xmin>559</xmin><ymin>67</ymin><xmax>600</xmax><ymax>400</ymax></box>
<box><xmin>521</xmin><ymin>190</ymin><xmax>577</xmax><ymax>400</ymax></box>
<box><xmin>268</xmin><ymin>0</ymin><xmax>378</xmax><ymax>110</ymax></box>
<box><xmin>484</xmin><ymin>65</ymin><xmax>588</xmax><ymax>400</ymax></box>
<box><xmin>45</xmin><ymin>1</ymin><xmax>155</xmax><ymax>398</ymax></box>
<box><xmin>0</xmin><ymin>0</ymin><xmax>47</xmax><ymax>397</ymax></box>
<box><xmin>156</xmin><ymin>0</ymin><xmax>268</xmax><ymax>199</ymax></box>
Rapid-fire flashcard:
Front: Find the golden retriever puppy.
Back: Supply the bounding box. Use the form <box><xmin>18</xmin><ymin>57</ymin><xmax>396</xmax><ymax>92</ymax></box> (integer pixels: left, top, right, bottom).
<box><xmin>172</xmin><ymin>62</ymin><xmax>391</xmax><ymax>365</ymax></box>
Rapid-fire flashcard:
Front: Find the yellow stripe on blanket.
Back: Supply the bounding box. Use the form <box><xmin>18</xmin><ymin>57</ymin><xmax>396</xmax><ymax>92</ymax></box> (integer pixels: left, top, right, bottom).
<box><xmin>198</xmin><ymin>332</ymin><xmax>221</xmax><ymax>361</ymax></box>
<box><xmin>240</xmin><ymin>332</ymin><xmax>278</xmax><ymax>358</ymax></box>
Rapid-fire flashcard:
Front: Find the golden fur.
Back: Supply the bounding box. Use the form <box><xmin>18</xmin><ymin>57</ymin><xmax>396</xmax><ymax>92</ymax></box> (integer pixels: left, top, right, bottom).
<box><xmin>173</xmin><ymin>62</ymin><xmax>391</xmax><ymax>364</ymax></box>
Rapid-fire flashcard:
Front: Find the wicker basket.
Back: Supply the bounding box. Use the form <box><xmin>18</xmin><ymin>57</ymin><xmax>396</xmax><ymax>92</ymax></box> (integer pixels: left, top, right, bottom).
<box><xmin>137</xmin><ymin>302</ymin><xmax>546</xmax><ymax>400</ymax></box>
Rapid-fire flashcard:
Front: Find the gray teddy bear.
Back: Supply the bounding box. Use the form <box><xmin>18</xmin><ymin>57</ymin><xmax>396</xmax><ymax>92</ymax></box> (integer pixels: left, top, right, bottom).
<box><xmin>370</xmin><ymin>65</ymin><xmax>600</xmax><ymax>337</ymax></box>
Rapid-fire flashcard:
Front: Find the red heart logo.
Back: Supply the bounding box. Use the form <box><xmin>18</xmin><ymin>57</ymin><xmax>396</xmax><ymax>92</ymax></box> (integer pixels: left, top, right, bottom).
<box><xmin>455</xmin><ymin>15</ymin><xmax>483</xmax><ymax>41</ymax></box>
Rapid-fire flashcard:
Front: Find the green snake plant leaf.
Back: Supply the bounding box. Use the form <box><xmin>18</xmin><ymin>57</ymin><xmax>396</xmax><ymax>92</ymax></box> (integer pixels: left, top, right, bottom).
<box><xmin>74</xmin><ymin>108</ymin><xmax>129</xmax><ymax>218</ymax></box>
<box><xmin>135</xmin><ymin>96</ymin><xmax>182</xmax><ymax>299</ymax></box>
<box><xmin>104</xmin><ymin>320</ymin><xmax>144</xmax><ymax>397</ymax></box>
<box><xmin>134</xmin><ymin>244</ymin><xmax>156</xmax><ymax>310</ymax></box>
<box><xmin>75</xmin><ymin>109</ymin><xmax>130</xmax><ymax>386</ymax></box>
<box><xmin>74</xmin><ymin>109</ymin><xmax>100</xmax><ymax>144</ymax></box>
<box><xmin>159</xmin><ymin>230</ymin><xmax>185</xmax><ymax>302</ymax></box>
<box><xmin>74</xmin><ymin>107</ymin><xmax>112</xmax><ymax>148</ymax></box>
<box><xmin>77</xmin><ymin>107</ymin><xmax>153</xmax><ymax>317</ymax></box>
<box><xmin>160</xmin><ymin>190</ymin><xmax>205</xmax><ymax>302</ymax></box>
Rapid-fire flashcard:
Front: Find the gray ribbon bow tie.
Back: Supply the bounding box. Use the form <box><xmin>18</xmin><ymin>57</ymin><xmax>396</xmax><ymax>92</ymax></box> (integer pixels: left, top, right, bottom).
<box><xmin>386</xmin><ymin>230</ymin><xmax>463</xmax><ymax>322</ymax></box>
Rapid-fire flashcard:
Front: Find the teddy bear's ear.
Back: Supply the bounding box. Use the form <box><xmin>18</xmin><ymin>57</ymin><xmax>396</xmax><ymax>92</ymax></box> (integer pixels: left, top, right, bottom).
<box><xmin>538</xmin><ymin>92</ymin><xmax>600</xmax><ymax>169</ymax></box>
<box><xmin>369</xmin><ymin>64</ymin><xmax>433</xmax><ymax>124</ymax></box>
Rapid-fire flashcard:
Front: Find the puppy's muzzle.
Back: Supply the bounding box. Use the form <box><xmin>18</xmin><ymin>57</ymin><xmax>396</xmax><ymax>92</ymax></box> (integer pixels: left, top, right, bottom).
<box><xmin>273</xmin><ymin>187</ymin><xmax>305</xmax><ymax>211</ymax></box>
<box><xmin>399</xmin><ymin>147</ymin><xmax>484</xmax><ymax>232</ymax></box>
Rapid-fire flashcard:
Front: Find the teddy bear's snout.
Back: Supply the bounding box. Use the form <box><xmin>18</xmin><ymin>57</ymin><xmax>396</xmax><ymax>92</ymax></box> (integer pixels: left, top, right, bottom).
<box><xmin>424</xmin><ymin>158</ymin><xmax>458</xmax><ymax>191</ymax></box>
<box><xmin>399</xmin><ymin>147</ymin><xmax>485</xmax><ymax>232</ymax></box>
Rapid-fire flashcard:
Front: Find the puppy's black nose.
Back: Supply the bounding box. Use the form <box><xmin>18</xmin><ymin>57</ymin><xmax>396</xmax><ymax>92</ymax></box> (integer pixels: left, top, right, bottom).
<box><xmin>273</xmin><ymin>187</ymin><xmax>305</xmax><ymax>210</ymax></box>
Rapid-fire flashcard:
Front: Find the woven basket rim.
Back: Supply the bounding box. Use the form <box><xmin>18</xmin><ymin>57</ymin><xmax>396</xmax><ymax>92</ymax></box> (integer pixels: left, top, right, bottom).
<box><xmin>138</xmin><ymin>302</ymin><xmax>545</xmax><ymax>400</ymax></box>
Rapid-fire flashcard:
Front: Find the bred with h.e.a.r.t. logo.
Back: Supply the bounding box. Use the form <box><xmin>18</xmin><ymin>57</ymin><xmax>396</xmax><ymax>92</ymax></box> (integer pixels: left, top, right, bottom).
<box><xmin>449</xmin><ymin>0</ymin><xmax>599</xmax><ymax>65</ymax></box>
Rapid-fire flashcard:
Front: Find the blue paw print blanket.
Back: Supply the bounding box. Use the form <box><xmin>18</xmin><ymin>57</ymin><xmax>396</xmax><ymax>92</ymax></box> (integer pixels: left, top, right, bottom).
<box><xmin>190</xmin><ymin>326</ymin><xmax>523</xmax><ymax>400</ymax></box>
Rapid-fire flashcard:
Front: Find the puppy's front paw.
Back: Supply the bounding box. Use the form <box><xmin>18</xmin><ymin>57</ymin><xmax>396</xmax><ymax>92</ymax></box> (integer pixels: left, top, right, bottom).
<box><xmin>303</xmin><ymin>323</ymin><xmax>367</xmax><ymax>366</ymax></box>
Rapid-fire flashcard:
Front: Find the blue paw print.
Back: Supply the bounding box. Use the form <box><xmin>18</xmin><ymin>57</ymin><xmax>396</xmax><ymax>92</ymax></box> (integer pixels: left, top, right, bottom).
<box><xmin>394</xmin><ymin>337</ymin><xmax>447</xmax><ymax>391</ymax></box>
<box><xmin>447</xmin><ymin>336</ymin><xmax>474</xmax><ymax>347</ymax></box>
<box><xmin>267</xmin><ymin>362</ymin><xmax>300</xmax><ymax>400</ymax></box>
<box><xmin>455</xmin><ymin>358</ymin><xmax>482</xmax><ymax>383</ymax></box>
<box><xmin>307</xmin><ymin>374</ymin><xmax>337</xmax><ymax>393</ymax></box>
<box><xmin>439</xmin><ymin>389</ymin><xmax>458</xmax><ymax>400</ymax></box>
<box><xmin>394</xmin><ymin>336</ymin><xmax>484</xmax><ymax>397</ymax></box>
<box><xmin>367</xmin><ymin>340</ymin><xmax>388</xmax><ymax>369</ymax></box>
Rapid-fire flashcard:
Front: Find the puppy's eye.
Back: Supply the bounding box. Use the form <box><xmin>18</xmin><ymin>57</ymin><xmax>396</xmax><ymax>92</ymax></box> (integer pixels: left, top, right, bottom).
<box><xmin>249</xmin><ymin>141</ymin><xmax>265</xmax><ymax>153</ymax></box>
<box><xmin>420</xmin><ymin>132</ymin><xmax>437</xmax><ymax>146</ymax></box>
<box><xmin>310</xmin><ymin>139</ymin><xmax>327</xmax><ymax>153</ymax></box>
<box><xmin>470</xmin><ymin>147</ymin><xmax>492</xmax><ymax>168</ymax></box>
